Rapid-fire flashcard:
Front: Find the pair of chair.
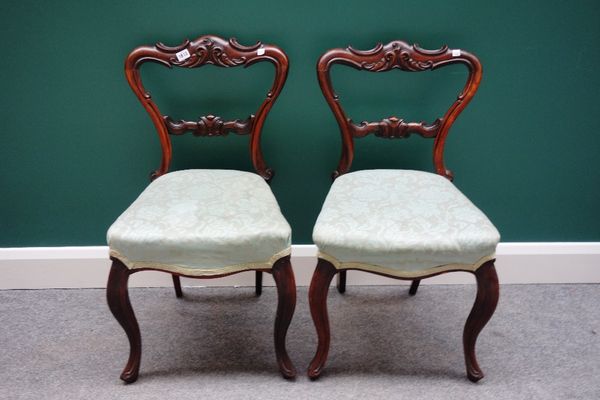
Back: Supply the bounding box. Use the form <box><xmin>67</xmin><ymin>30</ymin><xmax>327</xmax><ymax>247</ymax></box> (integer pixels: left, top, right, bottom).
<box><xmin>106</xmin><ymin>35</ymin><xmax>500</xmax><ymax>384</ymax></box>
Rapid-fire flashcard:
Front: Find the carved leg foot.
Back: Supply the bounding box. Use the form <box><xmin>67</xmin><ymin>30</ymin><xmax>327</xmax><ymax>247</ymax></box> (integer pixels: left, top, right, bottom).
<box><xmin>336</xmin><ymin>270</ymin><xmax>347</xmax><ymax>294</ymax></box>
<box><xmin>107</xmin><ymin>258</ymin><xmax>141</xmax><ymax>383</ymax></box>
<box><xmin>172</xmin><ymin>274</ymin><xmax>183</xmax><ymax>298</ymax></box>
<box><xmin>409</xmin><ymin>279</ymin><xmax>421</xmax><ymax>296</ymax></box>
<box><xmin>308</xmin><ymin>258</ymin><xmax>337</xmax><ymax>379</ymax></box>
<box><xmin>255</xmin><ymin>271</ymin><xmax>263</xmax><ymax>297</ymax></box>
<box><xmin>463</xmin><ymin>260</ymin><xmax>499</xmax><ymax>382</ymax></box>
<box><xmin>271</xmin><ymin>257</ymin><xmax>297</xmax><ymax>379</ymax></box>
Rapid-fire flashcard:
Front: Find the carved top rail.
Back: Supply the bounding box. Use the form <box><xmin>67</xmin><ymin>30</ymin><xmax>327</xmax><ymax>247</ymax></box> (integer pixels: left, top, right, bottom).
<box><xmin>125</xmin><ymin>35</ymin><xmax>289</xmax><ymax>181</ymax></box>
<box><xmin>317</xmin><ymin>40</ymin><xmax>482</xmax><ymax>180</ymax></box>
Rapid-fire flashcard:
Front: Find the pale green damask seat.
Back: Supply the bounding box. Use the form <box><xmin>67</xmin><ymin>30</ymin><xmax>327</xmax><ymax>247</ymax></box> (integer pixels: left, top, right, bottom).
<box><xmin>313</xmin><ymin>169</ymin><xmax>499</xmax><ymax>278</ymax></box>
<box><xmin>106</xmin><ymin>35</ymin><xmax>296</xmax><ymax>384</ymax></box>
<box><xmin>108</xmin><ymin>169</ymin><xmax>291</xmax><ymax>276</ymax></box>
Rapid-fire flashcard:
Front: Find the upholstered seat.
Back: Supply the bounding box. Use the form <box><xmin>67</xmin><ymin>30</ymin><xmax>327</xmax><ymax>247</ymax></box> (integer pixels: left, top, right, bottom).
<box><xmin>313</xmin><ymin>169</ymin><xmax>499</xmax><ymax>277</ymax></box>
<box><xmin>108</xmin><ymin>169</ymin><xmax>292</xmax><ymax>276</ymax></box>
<box><xmin>107</xmin><ymin>35</ymin><xmax>296</xmax><ymax>383</ymax></box>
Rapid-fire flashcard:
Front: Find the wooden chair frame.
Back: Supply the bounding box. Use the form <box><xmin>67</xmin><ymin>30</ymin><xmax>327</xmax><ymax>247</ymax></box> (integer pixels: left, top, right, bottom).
<box><xmin>309</xmin><ymin>40</ymin><xmax>499</xmax><ymax>382</ymax></box>
<box><xmin>107</xmin><ymin>35</ymin><xmax>295</xmax><ymax>382</ymax></box>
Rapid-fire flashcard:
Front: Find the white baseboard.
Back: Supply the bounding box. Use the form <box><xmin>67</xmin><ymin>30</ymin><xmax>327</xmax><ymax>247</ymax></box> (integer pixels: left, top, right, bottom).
<box><xmin>0</xmin><ymin>243</ymin><xmax>599</xmax><ymax>289</ymax></box>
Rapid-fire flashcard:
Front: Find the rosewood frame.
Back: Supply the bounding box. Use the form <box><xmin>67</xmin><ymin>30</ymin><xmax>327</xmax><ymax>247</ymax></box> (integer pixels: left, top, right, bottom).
<box><xmin>309</xmin><ymin>41</ymin><xmax>497</xmax><ymax>381</ymax></box>
<box><xmin>125</xmin><ymin>35</ymin><xmax>289</xmax><ymax>182</ymax></box>
<box><xmin>317</xmin><ymin>40</ymin><xmax>482</xmax><ymax>181</ymax></box>
<box><xmin>108</xmin><ymin>35</ymin><xmax>295</xmax><ymax>382</ymax></box>
<box><xmin>108</xmin><ymin>256</ymin><xmax>296</xmax><ymax>383</ymax></box>
<box><xmin>308</xmin><ymin>258</ymin><xmax>499</xmax><ymax>382</ymax></box>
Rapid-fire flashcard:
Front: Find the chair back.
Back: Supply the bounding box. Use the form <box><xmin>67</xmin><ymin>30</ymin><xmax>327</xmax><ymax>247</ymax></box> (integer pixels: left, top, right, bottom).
<box><xmin>317</xmin><ymin>40</ymin><xmax>482</xmax><ymax>180</ymax></box>
<box><xmin>125</xmin><ymin>35</ymin><xmax>289</xmax><ymax>181</ymax></box>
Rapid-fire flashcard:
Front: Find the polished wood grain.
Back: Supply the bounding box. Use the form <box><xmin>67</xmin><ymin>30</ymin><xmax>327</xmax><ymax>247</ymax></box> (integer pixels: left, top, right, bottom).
<box><xmin>317</xmin><ymin>40</ymin><xmax>482</xmax><ymax>181</ymax></box>
<box><xmin>125</xmin><ymin>35</ymin><xmax>288</xmax><ymax>297</ymax></box>
<box><xmin>307</xmin><ymin>258</ymin><xmax>499</xmax><ymax>381</ymax></box>
<box><xmin>271</xmin><ymin>256</ymin><xmax>297</xmax><ymax>379</ymax></box>
<box><xmin>125</xmin><ymin>35</ymin><xmax>289</xmax><ymax>182</ymax></box>
<box><xmin>164</xmin><ymin>114</ymin><xmax>254</xmax><ymax>137</ymax></box>
<box><xmin>464</xmin><ymin>260</ymin><xmax>499</xmax><ymax>382</ymax></box>
<box><xmin>108</xmin><ymin>258</ymin><xmax>298</xmax><ymax>381</ymax></box>
<box><xmin>106</xmin><ymin>258</ymin><xmax>141</xmax><ymax>383</ymax></box>
<box><xmin>307</xmin><ymin>258</ymin><xmax>337</xmax><ymax>379</ymax></box>
<box><xmin>107</xmin><ymin>34</ymin><xmax>295</xmax><ymax>382</ymax></box>
<box><xmin>309</xmin><ymin>41</ymin><xmax>496</xmax><ymax>381</ymax></box>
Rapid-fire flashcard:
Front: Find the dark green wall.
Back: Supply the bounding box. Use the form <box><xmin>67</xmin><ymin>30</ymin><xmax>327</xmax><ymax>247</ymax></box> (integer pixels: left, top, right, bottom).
<box><xmin>1</xmin><ymin>0</ymin><xmax>599</xmax><ymax>246</ymax></box>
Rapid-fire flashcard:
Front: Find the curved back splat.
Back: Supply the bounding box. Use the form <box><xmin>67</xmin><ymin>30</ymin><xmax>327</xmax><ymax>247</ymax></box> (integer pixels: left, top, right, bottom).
<box><xmin>125</xmin><ymin>35</ymin><xmax>289</xmax><ymax>182</ymax></box>
<box><xmin>317</xmin><ymin>40</ymin><xmax>482</xmax><ymax>180</ymax></box>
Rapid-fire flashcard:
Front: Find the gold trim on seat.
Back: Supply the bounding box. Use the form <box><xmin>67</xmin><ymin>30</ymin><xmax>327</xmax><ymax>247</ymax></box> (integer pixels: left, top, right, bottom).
<box><xmin>110</xmin><ymin>247</ymin><xmax>292</xmax><ymax>277</ymax></box>
<box><xmin>317</xmin><ymin>251</ymin><xmax>496</xmax><ymax>279</ymax></box>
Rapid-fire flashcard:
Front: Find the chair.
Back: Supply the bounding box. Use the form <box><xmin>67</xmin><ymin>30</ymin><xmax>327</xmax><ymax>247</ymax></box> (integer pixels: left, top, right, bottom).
<box><xmin>106</xmin><ymin>35</ymin><xmax>296</xmax><ymax>383</ymax></box>
<box><xmin>308</xmin><ymin>40</ymin><xmax>500</xmax><ymax>381</ymax></box>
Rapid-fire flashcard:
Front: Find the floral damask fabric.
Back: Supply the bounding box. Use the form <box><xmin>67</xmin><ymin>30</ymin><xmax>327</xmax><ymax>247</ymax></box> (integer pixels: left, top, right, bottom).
<box><xmin>313</xmin><ymin>169</ymin><xmax>500</xmax><ymax>276</ymax></box>
<box><xmin>107</xmin><ymin>170</ymin><xmax>291</xmax><ymax>275</ymax></box>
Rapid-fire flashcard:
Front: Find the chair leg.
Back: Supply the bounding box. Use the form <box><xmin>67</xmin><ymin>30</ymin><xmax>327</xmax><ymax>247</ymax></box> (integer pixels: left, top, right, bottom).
<box><xmin>463</xmin><ymin>260</ymin><xmax>499</xmax><ymax>382</ymax></box>
<box><xmin>409</xmin><ymin>279</ymin><xmax>421</xmax><ymax>296</ymax></box>
<box><xmin>106</xmin><ymin>259</ymin><xmax>141</xmax><ymax>383</ymax></box>
<box><xmin>172</xmin><ymin>274</ymin><xmax>183</xmax><ymax>298</ymax></box>
<box><xmin>271</xmin><ymin>257</ymin><xmax>297</xmax><ymax>379</ymax></box>
<box><xmin>336</xmin><ymin>270</ymin><xmax>347</xmax><ymax>293</ymax></box>
<box><xmin>307</xmin><ymin>258</ymin><xmax>337</xmax><ymax>379</ymax></box>
<box><xmin>255</xmin><ymin>271</ymin><xmax>263</xmax><ymax>297</ymax></box>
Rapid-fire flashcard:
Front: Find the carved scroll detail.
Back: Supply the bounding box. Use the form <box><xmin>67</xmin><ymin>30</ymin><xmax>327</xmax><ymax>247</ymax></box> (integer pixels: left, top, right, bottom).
<box><xmin>317</xmin><ymin>39</ymin><xmax>482</xmax><ymax>180</ymax></box>
<box><xmin>163</xmin><ymin>115</ymin><xmax>254</xmax><ymax>137</ymax></box>
<box><xmin>350</xmin><ymin>117</ymin><xmax>441</xmax><ymax>139</ymax></box>
<box><xmin>348</xmin><ymin>42</ymin><xmax>440</xmax><ymax>72</ymax></box>
<box><xmin>125</xmin><ymin>34</ymin><xmax>290</xmax><ymax>181</ymax></box>
<box><xmin>155</xmin><ymin>37</ymin><xmax>262</xmax><ymax>68</ymax></box>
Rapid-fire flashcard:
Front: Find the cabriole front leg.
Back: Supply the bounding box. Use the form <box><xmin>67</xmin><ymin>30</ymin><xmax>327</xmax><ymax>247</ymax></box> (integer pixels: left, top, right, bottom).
<box><xmin>307</xmin><ymin>258</ymin><xmax>337</xmax><ymax>379</ymax></box>
<box><xmin>271</xmin><ymin>256</ymin><xmax>297</xmax><ymax>379</ymax></box>
<box><xmin>463</xmin><ymin>260</ymin><xmax>499</xmax><ymax>382</ymax></box>
<box><xmin>107</xmin><ymin>258</ymin><xmax>141</xmax><ymax>383</ymax></box>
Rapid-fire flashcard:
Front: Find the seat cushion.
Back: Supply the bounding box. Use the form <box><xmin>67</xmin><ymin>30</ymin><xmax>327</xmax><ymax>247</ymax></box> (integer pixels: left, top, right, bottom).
<box><xmin>312</xmin><ymin>170</ymin><xmax>500</xmax><ymax>277</ymax></box>
<box><xmin>107</xmin><ymin>170</ymin><xmax>291</xmax><ymax>276</ymax></box>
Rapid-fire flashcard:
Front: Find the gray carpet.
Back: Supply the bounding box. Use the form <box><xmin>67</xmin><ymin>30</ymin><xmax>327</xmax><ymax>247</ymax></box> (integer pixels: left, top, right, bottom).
<box><xmin>0</xmin><ymin>284</ymin><xmax>598</xmax><ymax>399</ymax></box>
